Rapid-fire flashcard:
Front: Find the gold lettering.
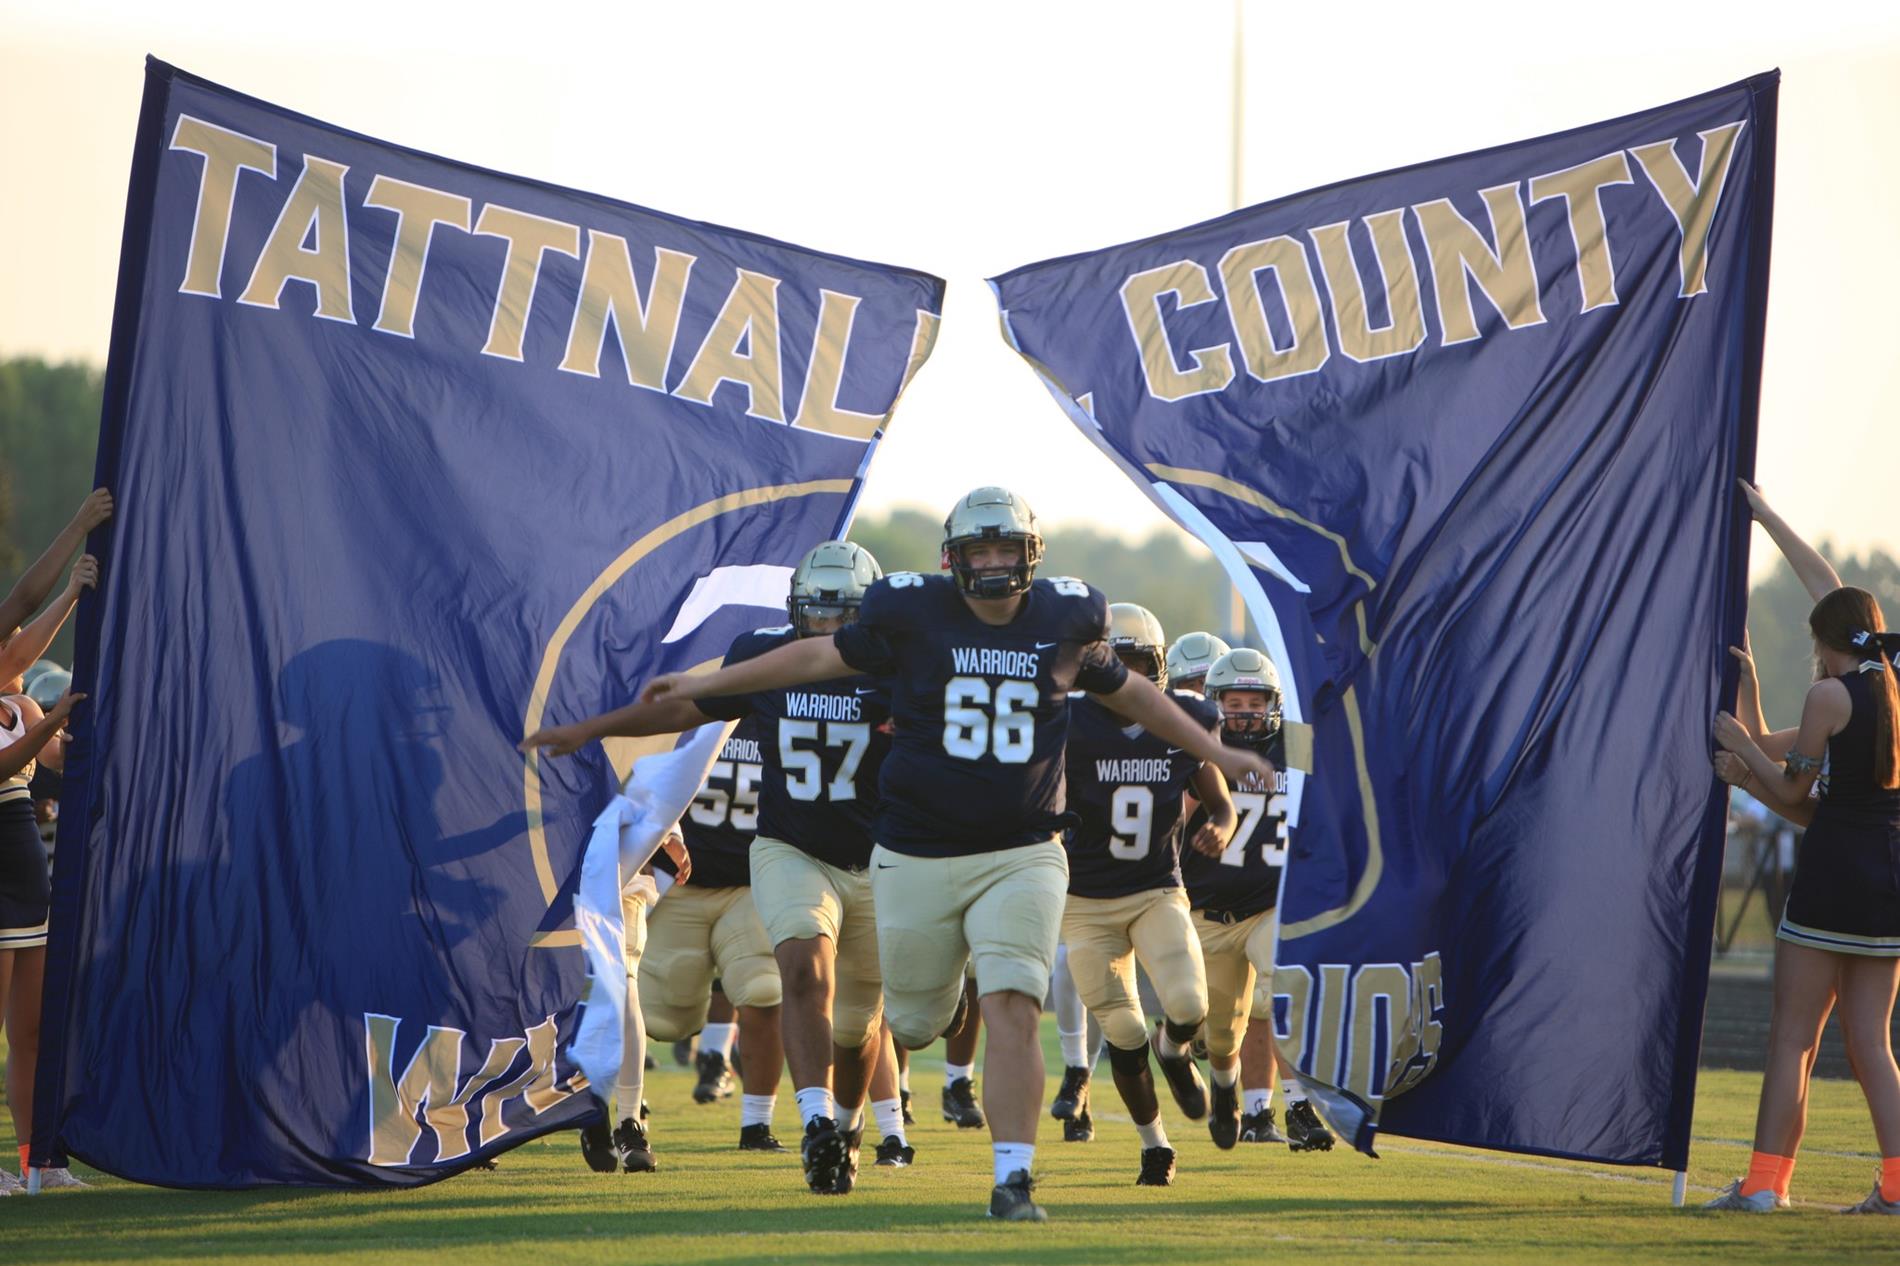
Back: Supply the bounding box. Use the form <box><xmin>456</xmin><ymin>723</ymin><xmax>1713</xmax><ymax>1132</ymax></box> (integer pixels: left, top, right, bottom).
<box><xmin>1219</xmin><ymin>236</ymin><xmax>1330</xmax><ymax>382</ymax></box>
<box><xmin>1529</xmin><ymin>153</ymin><xmax>1634</xmax><ymax>312</ymax></box>
<box><xmin>790</xmin><ymin>290</ymin><xmax>885</xmax><ymax>440</ymax></box>
<box><xmin>365</xmin><ymin>1015</ymin><xmax>462</xmax><ymax>1166</ymax></box>
<box><xmin>673</xmin><ymin>269</ymin><xmax>787</xmax><ymax>422</ymax></box>
<box><xmin>476</xmin><ymin>1015</ymin><xmax>573</xmax><ymax>1143</ymax></box>
<box><xmin>236</xmin><ymin>155</ymin><xmax>356</xmax><ymax>321</ymax></box>
<box><xmin>474</xmin><ymin>205</ymin><xmax>581</xmax><ymax>360</ymax></box>
<box><xmin>1629</xmin><ymin>121</ymin><xmax>1746</xmax><ymax>298</ymax></box>
<box><xmin>1413</xmin><ymin>183</ymin><xmax>1545</xmax><ymax>346</ymax></box>
<box><xmin>559</xmin><ymin>231</ymin><xmax>695</xmax><ymax>388</ymax></box>
<box><xmin>1346</xmin><ymin>963</ymin><xmax>1413</xmax><ymax>1101</ymax></box>
<box><xmin>1118</xmin><ymin>260</ymin><xmax>1235</xmax><ymax>402</ymax></box>
<box><xmin>1309</xmin><ymin>211</ymin><xmax>1426</xmax><ymax>362</ymax></box>
<box><xmin>362</xmin><ymin>176</ymin><xmax>472</xmax><ymax>337</ymax></box>
<box><xmin>1273</xmin><ymin>963</ymin><xmax>1314</xmax><ymax>1075</ymax></box>
<box><xmin>169</xmin><ymin>116</ymin><xmax>277</xmax><ymax>298</ymax></box>
<box><xmin>1309</xmin><ymin>962</ymin><xmax>1351</xmax><ymax>1087</ymax></box>
<box><xmin>1387</xmin><ymin>951</ymin><xmax>1445</xmax><ymax>1099</ymax></box>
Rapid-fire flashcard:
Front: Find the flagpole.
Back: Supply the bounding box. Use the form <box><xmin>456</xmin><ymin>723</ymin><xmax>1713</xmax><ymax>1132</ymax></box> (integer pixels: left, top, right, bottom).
<box><xmin>1226</xmin><ymin>0</ymin><xmax>1247</xmax><ymax>644</ymax></box>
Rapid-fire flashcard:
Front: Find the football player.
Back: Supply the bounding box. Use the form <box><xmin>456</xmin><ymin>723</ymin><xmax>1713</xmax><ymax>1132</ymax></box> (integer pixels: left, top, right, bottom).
<box><xmin>1165</xmin><ymin>632</ymin><xmax>1229</xmax><ymax>700</ymax></box>
<box><xmin>1182</xmin><ymin>648</ymin><xmax>1333</xmax><ymax>1153</ymax></box>
<box><xmin>1058</xmin><ymin>603</ymin><xmax>1237</xmax><ymax>1186</ymax></box>
<box><xmin>638</xmin><ymin>487</ymin><xmax>1273</xmax><ymax>1221</ymax></box>
<box><xmin>578</xmin><ymin>855</ymin><xmax>674</xmax><ymax>1174</ymax></box>
<box><xmin>524</xmin><ymin>541</ymin><xmax>902</xmax><ymax>1193</ymax></box>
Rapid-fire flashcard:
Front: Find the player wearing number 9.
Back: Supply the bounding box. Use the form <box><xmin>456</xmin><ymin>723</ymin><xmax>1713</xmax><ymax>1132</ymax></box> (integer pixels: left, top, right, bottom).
<box><xmin>634</xmin><ymin>486</ymin><xmax>1272</xmax><ymax>1223</ymax></box>
<box><xmin>1057</xmin><ymin>602</ymin><xmax>1239</xmax><ymax>1185</ymax></box>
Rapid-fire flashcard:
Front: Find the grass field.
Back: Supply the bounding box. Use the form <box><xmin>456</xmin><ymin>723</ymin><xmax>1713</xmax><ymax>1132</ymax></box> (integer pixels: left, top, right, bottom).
<box><xmin>3</xmin><ymin>1022</ymin><xmax>1895</xmax><ymax>1264</ymax></box>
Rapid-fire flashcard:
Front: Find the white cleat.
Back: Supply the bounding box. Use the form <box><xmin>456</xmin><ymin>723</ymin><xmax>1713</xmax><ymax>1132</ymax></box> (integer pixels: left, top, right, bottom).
<box><xmin>1842</xmin><ymin>1176</ymin><xmax>1900</xmax><ymax>1215</ymax></box>
<box><xmin>1702</xmin><ymin>1178</ymin><xmax>1782</xmax><ymax>1211</ymax></box>
<box><xmin>0</xmin><ymin>1168</ymin><xmax>22</xmax><ymax>1196</ymax></box>
<box><xmin>33</xmin><ymin>1167</ymin><xmax>92</xmax><ymax>1190</ymax></box>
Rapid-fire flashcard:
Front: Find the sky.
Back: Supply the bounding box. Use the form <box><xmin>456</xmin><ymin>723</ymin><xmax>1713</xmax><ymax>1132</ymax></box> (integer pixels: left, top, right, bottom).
<box><xmin>4</xmin><ymin>0</ymin><xmax>1896</xmax><ymax>579</ymax></box>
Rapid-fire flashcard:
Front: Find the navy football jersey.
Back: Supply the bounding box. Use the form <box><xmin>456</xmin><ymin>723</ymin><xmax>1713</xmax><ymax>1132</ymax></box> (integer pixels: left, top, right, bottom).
<box><xmin>659</xmin><ymin>713</ymin><xmax>764</xmax><ymax>889</ymax></box>
<box><xmin>697</xmin><ymin>626</ymin><xmax>891</xmax><ymax>870</ymax></box>
<box><xmin>1181</xmin><ymin>727</ymin><xmax>1288</xmax><ymax>919</ymax></box>
<box><xmin>833</xmin><ymin>572</ymin><xmax>1129</xmax><ymax>857</ymax></box>
<box><xmin>1063</xmin><ymin>691</ymin><xmax>1222</xmax><ymax>898</ymax></box>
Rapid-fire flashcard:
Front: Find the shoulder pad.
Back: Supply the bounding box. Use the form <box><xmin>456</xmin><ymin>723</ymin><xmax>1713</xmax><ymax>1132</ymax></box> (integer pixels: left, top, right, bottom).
<box><xmin>858</xmin><ymin>572</ymin><xmax>950</xmax><ymax>630</ymax></box>
<box><xmin>1034</xmin><ymin>577</ymin><xmax>1110</xmax><ymax>642</ymax></box>
<box><xmin>725</xmin><ymin>625</ymin><xmax>794</xmax><ymax>666</ymax></box>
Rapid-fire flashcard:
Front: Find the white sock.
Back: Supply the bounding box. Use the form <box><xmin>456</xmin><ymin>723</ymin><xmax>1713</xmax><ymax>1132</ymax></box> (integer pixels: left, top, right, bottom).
<box><xmin>1245</xmin><ymin>1087</ymin><xmax>1273</xmax><ymax>1115</ymax></box>
<box><xmin>796</xmin><ymin>1086</ymin><xmax>836</xmax><ymax>1126</ymax></box>
<box><xmin>1283</xmin><ymin>1080</ymin><xmax>1307</xmax><ymax>1103</ymax></box>
<box><xmin>898</xmin><ymin>1066</ymin><xmax>911</xmax><ymax>1093</ymax></box>
<box><xmin>1211</xmin><ymin>1063</ymin><xmax>1239</xmax><ymax>1088</ymax></box>
<box><xmin>1135</xmin><ymin>1117</ymin><xmax>1170</xmax><ymax>1149</ymax></box>
<box><xmin>699</xmin><ymin>1023</ymin><xmax>736</xmax><ymax>1058</ymax></box>
<box><xmin>872</xmin><ymin>1097</ymin><xmax>906</xmax><ymax>1143</ymax></box>
<box><xmin>1058</xmin><ymin>1028</ymin><xmax>1090</xmax><ymax>1068</ymax></box>
<box><xmin>993</xmin><ymin>1142</ymin><xmax>1035</xmax><ymax>1184</ymax></box>
<box><xmin>839</xmin><ymin>1103</ymin><xmax>864</xmax><ymax>1136</ymax></box>
<box><xmin>1155</xmin><ymin>1028</ymin><xmax>1187</xmax><ymax>1059</ymax></box>
<box><xmin>615</xmin><ymin>983</ymin><xmax>647</xmax><ymax>1121</ymax></box>
<box><xmin>741</xmin><ymin>1094</ymin><xmax>776</xmax><ymax>1128</ymax></box>
<box><xmin>944</xmin><ymin>1062</ymin><xmax>974</xmax><ymax>1087</ymax></box>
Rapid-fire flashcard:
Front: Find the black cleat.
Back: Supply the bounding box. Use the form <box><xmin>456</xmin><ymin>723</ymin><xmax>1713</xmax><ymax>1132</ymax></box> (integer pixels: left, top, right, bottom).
<box><xmin>837</xmin><ymin>1126</ymin><xmax>862</xmax><ymax>1195</ymax></box>
<box><xmin>614</xmin><ymin>1116</ymin><xmax>657</xmax><ymax>1172</ymax></box>
<box><xmin>1285</xmin><ymin>1100</ymin><xmax>1335</xmax><ymax>1152</ymax></box>
<box><xmin>1191</xmin><ymin>1036</ymin><xmax>1209</xmax><ymax>1061</ymax></box>
<box><xmin>1136</xmin><ymin>1145</ymin><xmax>1177</xmax><ymax>1187</ymax></box>
<box><xmin>988</xmin><ymin>1168</ymin><xmax>1048</xmax><ymax>1222</ymax></box>
<box><xmin>1208</xmin><ymin>1080</ymin><xmax>1240</xmax><ymax>1150</ymax></box>
<box><xmin>469</xmin><ymin>1156</ymin><xmax>499</xmax><ymax>1171</ymax></box>
<box><xmin>738</xmin><ymin>1123</ymin><xmax>787</xmax><ymax>1152</ymax></box>
<box><xmin>641</xmin><ymin>1098</ymin><xmax>650</xmax><ymax>1122</ymax></box>
<box><xmin>672</xmin><ymin>1037</ymin><xmax>693</xmax><ymax>1066</ymax></box>
<box><xmin>644</xmin><ymin>1051</ymin><xmax>657</xmax><ymax>1071</ymax></box>
<box><xmin>1239</xmin><ymin>1106</ymin><xmax>1287</xmax><ymax>1144</ymax></box>
<box><xmin>693</xmin><ymin>1051</ymin><xmax>735</xmax><ymax>1104</ymax></box>
<box><xmin>942</xmin><ymin>1077</ymin><xmax>986</xmax><ymax>1128</ymax></box>
<box><xmin>580</xmin><ymin>1114</ymin><xmax>619</xmax><ymax>1173</ymax></box>
<box><xmin>1051</xmin><ymin>1066</ymin><xmax>1090</xmax><ymax>1121</ymax></box>
<box><xmin>899</xmin><ymin>1088</ymin><xmax>916</xmax><ymax>1125</ymax></box>
<box><xmin>1062</xmin><ymin>1107</ymin><xmax>1095</xmax><ymax>1143</ymax></box>
<box><xmin>874</xmin><ymin>1135</ymin><xmax>915</xmax><ymax>1167</ymax></box>
<box><xmin>1152</xmin><ymin>1029</ymin><xmax>1208</xmax><ymax>1121</ymax></box>
<box><xmin>801</xmin><ymin>1117</ymin><xmax>851</xmax><ymax>1195</ymax></box>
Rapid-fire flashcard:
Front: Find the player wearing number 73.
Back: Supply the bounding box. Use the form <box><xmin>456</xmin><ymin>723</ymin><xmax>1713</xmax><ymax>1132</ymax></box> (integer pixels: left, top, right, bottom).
<box><xmin>639</xmin><ymin>487</ymin><xmax>1274</xmax><ymax>1222</ymax></box>
<box><xmin>1057</xmin><ymin>603</ymin><xmax>1237</xmax><ymax>1188</ymax></box>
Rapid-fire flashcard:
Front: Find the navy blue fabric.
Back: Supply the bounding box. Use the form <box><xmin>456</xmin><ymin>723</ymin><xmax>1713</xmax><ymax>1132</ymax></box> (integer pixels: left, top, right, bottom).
<box><xmin>992</xmin><ymin>76</ymin><xmax>1776</xmax><ymax>1167</ymax></box>
<box><xmin>835</xmin><ymin>573</ymin><xmax>1127</xmax><ymax>856</ymax></box>
<box><xmin>1063</xmin><ymin>692</ymin><xmax>1216</xmax><ymax>897</ymax></box>
<box><xmin>36</xmin><ymin>59</ymin><xmax>941</xmax><ymax>1187</ymax></box>
<box><xmin>663</xmin><ymin>714</ymin><xmax>765</xmax><ymax>890</ymax></box>
<box><xmin>698</xmin><ymin>627</ymin><xmax>890</xmax><ymax>870</ymax></box>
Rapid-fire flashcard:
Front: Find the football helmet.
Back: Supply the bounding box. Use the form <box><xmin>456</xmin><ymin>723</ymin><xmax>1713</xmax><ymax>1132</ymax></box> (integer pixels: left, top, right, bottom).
<box><xmin>942</xmin><ymin>486</ymin><xmax>1042</xmax><ymax>599</ymax></box>
<box><xmin>1165</xmin><ymin>631</ymin><xmax>1230</xmax><ymax>692</ymax></box>
<box><xmin>788</xmin><ymin>540</ymin><xmax>882</xmax><ymax>637</ymax></box>
<box><xmin>1204</xmin><ymin>647</ymin><xmax>1284</xmax><ymax>736</ymax></box>
<box><xmin>1107</xmin><ymin>603</ymin><xmax>1168</xmax><ymax>687</ymax></box>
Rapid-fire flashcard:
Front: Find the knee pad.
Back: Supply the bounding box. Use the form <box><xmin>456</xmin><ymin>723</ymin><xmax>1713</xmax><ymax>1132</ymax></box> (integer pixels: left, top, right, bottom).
<box><xmin>1163</xmin><ymin>1016</ymin><xmax>1201</xmax><ymax>1046</ymax></box>
<box><xmin>1106</xmin><ymin>1041</ymin><xmax>1153</xmax><ymax>1078</ymax></box>
<box><xmin>831</xmin><ymin>974</ymin><xmax>884</xmax><ymax>1051</ymax></box>
<box><xmin>719</xmin><ymin>953</ymin><xmax>783</xmax><ymax>1010</ymax></box>
<box><xmin>1096</xmin><ymin>1004</ymin><xmax>1149</xmax><ymax>1054</ymax></box>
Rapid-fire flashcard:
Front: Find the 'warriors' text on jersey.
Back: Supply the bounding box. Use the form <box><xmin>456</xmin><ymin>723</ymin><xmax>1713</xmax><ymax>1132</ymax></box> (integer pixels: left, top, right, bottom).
<box><xmin>697</xmin><ymin>626</ymin><xmax>892</xmax><ymax>870</ymax></box>
<box><xmin>1063</xmin><ymin>692</ymin><xmax>1221</xmax><ymax>898</ymax></box>
<box><xmin>660</xmin><ymin>713</ymin><xmax>765</xmax><ymax>889</ymax></box>
<box><xmin>834</xmin><ymin>573</ymin><xmax>1128</xmax><ymax>856</ymax></box>
<box><xmin>1181</xmin><ymin>727</ymin><xmax>1287</xmax><ymax>919</ymax></box>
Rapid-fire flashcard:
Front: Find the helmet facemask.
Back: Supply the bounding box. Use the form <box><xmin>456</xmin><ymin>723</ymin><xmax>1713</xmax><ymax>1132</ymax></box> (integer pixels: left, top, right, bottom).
<box><xmin>943</xmin><ymin>531</ymin><xmax>1041</xmax><ymax>600</ymax></box>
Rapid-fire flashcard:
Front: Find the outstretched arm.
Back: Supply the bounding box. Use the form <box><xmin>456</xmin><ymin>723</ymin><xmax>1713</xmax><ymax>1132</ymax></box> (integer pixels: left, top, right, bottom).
<box><xmin>1096</xmin><ymin>673</ymin><xmax>1274</xmax><ymax>789</ymax></box>
<box><xmin>1186</xmin><ymin>759</ymin><xmax>1237</xmax><ymax>857</ymax></box>
<box><xmin>0</xmin><ymin>692</ymin><xmax>82</xmax><ymax>782</ymax></box>
<box><xmin>1741</xmin><ymin>480</ymin><xmax>1840</xmax><ymax>602</ymax></box>
<box><xmin>0</xmin><ymin>555</ymin><xmax>96</xmax><ymax>685</ymax></box>
<box><xmin>0</xmin><ymin>491</ymin><xmax>112</xmax><ymax>637</ymax></box>
<box><xmin>1714</xmin><ymin>678</ymin><xmax>1847</xmax><ymax>809</ymax></box>
<box><xmin>520</xmin><ymin>693</ymin><xmax>713</xmax><ymax>757</ymax></box>
<box><xmin>643</xmin><ymin>635</ymin><xmax>851</xmax><ymax>705</ymax></box>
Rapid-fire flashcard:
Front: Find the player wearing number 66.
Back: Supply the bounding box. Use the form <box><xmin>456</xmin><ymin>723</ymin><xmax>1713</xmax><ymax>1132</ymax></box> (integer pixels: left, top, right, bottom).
<box><xmin>1058</xmin><ymin>602</ymin><xmax>1237</xmax><ymax>1187</ymax></box>
<box><xmin>640</xmin><ymin>486</ymin><xmax>1273</xmax><ymax>1222</ymax></box>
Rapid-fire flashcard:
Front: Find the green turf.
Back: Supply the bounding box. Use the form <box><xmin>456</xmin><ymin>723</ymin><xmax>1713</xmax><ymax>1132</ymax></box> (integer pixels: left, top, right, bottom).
<box><xmin>2</xmin><ymin>1023</ymin><xmax>1894</xmax><ymax>1264</ymax></box>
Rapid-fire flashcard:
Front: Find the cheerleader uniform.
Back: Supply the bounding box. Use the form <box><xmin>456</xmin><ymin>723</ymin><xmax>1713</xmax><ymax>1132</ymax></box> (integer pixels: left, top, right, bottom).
<box><xmin>0</xmin><ymin>698</ymin><xmax>50</xmax><ymax>951</ymax></box>
<box><xmin>1778</xmin><ymin>666</ymin><xmax>1900</xmax><ymax>956</ymax></box>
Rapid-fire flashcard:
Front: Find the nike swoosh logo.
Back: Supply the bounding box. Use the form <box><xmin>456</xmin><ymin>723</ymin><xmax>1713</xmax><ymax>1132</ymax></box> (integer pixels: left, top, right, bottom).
<box><xmin>1035</xmin><ymin>641</ymin><xmax>1059</xmax><ymax>650</ymax></box>
<box><xmin>855</xmin><ymin>686</ymin><xmax>877</xmax><ymax>694</ymax></box>
<box><xmin>1166</xmin><ymin>748</ymin><xmax>1184</xmax><ymax>755</ymax></box>
<box><xmin>874</xmin><ymin>862</ymin><xmax>897</xmax><ymax>870</ymax></box>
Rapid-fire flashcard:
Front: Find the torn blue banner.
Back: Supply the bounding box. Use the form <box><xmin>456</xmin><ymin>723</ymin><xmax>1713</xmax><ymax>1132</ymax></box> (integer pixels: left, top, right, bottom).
<box><xmin>38</xmin><ymin>57</ymin><xmax>940</xmax><ymax>1188</ymax></box>
<box><xmin>992</xmin><ymin>74</ymin><xmax>1775</xmax><ymax>1168</ymax></box>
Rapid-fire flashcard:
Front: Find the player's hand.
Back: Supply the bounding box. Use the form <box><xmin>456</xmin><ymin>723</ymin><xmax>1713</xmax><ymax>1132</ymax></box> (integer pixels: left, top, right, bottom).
<box><xmin>640</xmin><ymin>673</ymin><xmax>692</xmax><ymax>704</ymax></box>
<box><xmin>518</xmin><ymin>723</ymin><xmax>589</xmax><ymax>757</ymax></box>
<box><xmin>72</xmin><ymin>488</ymin><xmax>114</xmax><ymax>533</ymax></box>
<box><xmin>1188</xmin><ymin>818</ymin><xmax>1231</xmax><ymax>858</ymax></box>
<box><xmin>1214</xmin><ymin>746</ymin><xmax>1273</xmax><ymax>791</ymax></box>
<box><xmin>46</xmin><ymin>690</ymin><xmax>85</xmax><ymax>725</ymax></box>
<box><xmin>1737</xmin><ymin>478</ymin><xmax>1769</xmax><ymax>521</ymax></box>
<box><xmin>65</xmin><ymin>554</ymin><xmax>100</xmax><ymax>596</ymax></box>
<box><xmin>1713</xmin><ymin>751</ymin><xmax>1751</xmax><ymax>788</ymax></box>
<box><xmin>1728</xmin><ymin>641</ymin><xmax>1757</xmax><ymax>695</ymax></box>
<box><xmin>661</xmin><ymin>832</ymin><xmax>691</xmax><ymax>884</ymax></box>
<box><xmin>1712</xmin><ymin>711</ymin><xmax>1752</xmax><ymax>755</ymax></box>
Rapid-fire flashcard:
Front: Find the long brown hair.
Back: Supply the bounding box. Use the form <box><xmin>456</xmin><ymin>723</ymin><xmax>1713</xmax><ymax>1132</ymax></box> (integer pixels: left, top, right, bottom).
<box><xmin>1809</xmin><ymin>586</ymin><xmax>1900</xmax><ymax>789</ymax></box>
